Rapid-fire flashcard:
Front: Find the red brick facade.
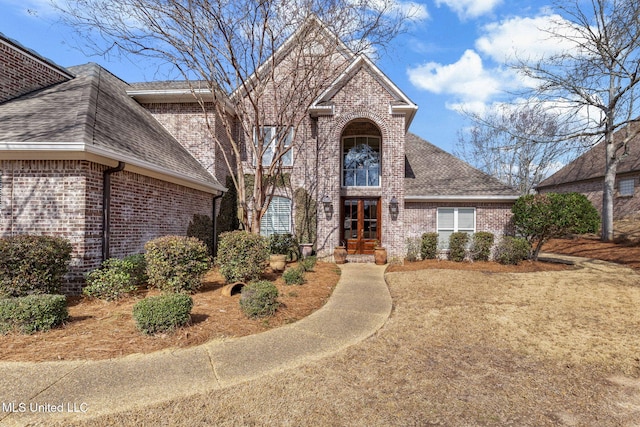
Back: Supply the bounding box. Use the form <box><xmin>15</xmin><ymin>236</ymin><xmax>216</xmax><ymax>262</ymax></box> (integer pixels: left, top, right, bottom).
<box><xmin>0</xmin><ymin>160</ymin><xmax>213</xmax><ymax>294</ymax></box>
<box><xmin>0</xmin><ymin>38</ymin><xmax>71</xmax><ymax>103</ymax></box>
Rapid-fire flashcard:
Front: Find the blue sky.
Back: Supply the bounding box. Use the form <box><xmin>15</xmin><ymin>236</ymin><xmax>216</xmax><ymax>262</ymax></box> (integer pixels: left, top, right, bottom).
<box><xmin>1</xmin><ymin>0</ymin><xmax>561</xmax><ymax>153</ymax></box>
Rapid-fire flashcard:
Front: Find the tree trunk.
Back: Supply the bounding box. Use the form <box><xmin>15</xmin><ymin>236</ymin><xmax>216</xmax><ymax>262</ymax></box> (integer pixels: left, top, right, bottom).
<box><xmin>601</xmin><ymin>142</ymin><xmax>618</xmax><ymax>242</ymax></box>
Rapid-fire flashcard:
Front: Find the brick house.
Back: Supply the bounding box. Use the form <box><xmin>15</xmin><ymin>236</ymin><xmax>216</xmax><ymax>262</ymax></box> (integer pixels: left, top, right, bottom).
<box><xmin>537</xmin><ymin>133</ymin><xmax>640</xmax><ymax>220</ymax></box>
<box><xmin>1</xmin><ymin>20</ymin><xmax>518</xmax><ymax>291</ymax></box>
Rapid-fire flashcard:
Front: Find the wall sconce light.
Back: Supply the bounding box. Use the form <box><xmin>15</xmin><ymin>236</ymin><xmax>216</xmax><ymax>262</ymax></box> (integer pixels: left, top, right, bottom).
<box><xmin>321</xmin><ymin>195</ymin><xmax>333</xmax><ymax>219</ymax></box>
<box><xmin>389</xmin><ymin>196</ymin><xmax>399</xmax><ymax>219</ymax></box>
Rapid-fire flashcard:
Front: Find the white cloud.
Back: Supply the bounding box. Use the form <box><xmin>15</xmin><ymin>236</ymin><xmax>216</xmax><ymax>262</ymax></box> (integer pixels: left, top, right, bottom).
<box><xmin>397</xmin><ymin>1</ymin><xmax>429</xmax><ymax>21</ymax></box>
<box><xmin>475</xmin><ymin>13</ymin><xmax>577</xmax><ymax>64</ymax></box>
<box><xmin>407</xmin><ymin>49</ymin><xmax>518</xmax><ymax>112</ymax></box>
<box><xmin>435</xmin><ymin>0</ymin><xmax>502</xmax><ymax>20</ymax></box>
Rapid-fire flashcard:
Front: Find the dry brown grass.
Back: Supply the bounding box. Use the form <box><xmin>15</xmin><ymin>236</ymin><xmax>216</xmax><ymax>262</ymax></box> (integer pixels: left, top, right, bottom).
<box><xmin>56</xmin><ymin>260</ymin><xmax>640</xmax><ymax>426</ymax></box>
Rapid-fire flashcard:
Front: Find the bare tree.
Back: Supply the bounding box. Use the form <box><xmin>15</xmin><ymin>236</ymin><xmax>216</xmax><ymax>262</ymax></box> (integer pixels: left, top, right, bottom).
<box><xmin>455</xmin><ymin>102</ymin><xmax>588</xmax><ymax>195</ymax></box>
<box><xmin>516</xmin><ymin>0</ymin><xmax>640</xmax><ymax>241</ymax></box>
<box><xmin>56</xmin><ymin>0</ymin><xmax>411</xmax><ymax>233</ymax></box>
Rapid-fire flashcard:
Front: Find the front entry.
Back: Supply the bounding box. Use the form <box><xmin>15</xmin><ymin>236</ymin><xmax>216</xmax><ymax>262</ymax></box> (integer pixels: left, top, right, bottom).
<box><xmin>342</xmin><ymin>198</ymin><xmax>381</xmax><ymax>254</ymax></box>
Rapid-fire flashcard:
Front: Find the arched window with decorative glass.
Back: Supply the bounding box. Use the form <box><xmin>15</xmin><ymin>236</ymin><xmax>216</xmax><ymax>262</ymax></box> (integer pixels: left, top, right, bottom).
<box><xmin>260</xmin><ymin>196</ymin><xmax>292</xmax><ymax>236</ymax></box>
<box><xmin>342</xmin><ymin>136</ymin><xmax>381</xmax><ymax>187</ymax></box>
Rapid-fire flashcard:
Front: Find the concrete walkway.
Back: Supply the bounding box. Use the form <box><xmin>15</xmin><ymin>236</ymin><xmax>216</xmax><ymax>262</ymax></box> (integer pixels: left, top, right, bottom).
<box><xmin>0</xmin><ymin>264</ymin><xmax>391</xmax><ymax>426</ymax></box>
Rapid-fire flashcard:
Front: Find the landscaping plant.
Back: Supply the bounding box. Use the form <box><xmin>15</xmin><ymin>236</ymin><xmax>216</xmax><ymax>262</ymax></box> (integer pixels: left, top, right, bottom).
<box><xmin>0</xmin><ymin>235</ymin><xmax>72</xmax><ymax>297</ymax></box>
<box><xmin>494</xmin><ymin>236</ymin><xmax>531</xmax><ymax>265</ymax></box>
<box><xmin>133</xmin><ymin>293</ymin><xmax>193</xmax><ymax>335</ymax></box>
<box><xmin>283</xmin><ymin>266</ymin><xmax>305</xmax><ymax>285</ymax></box>
<box><xmin>471</xmin><ymin>232</ymin><xmax>494</xmax><ymax>261</ymax></box>
<box><xmin>300</xmin><ymin>256</ymin><xmax>317</xmax><ymax>272</ymax></box>
<box><xmin>144</xmin><ymin>236</ymin><xmax>211</xmax><ymax>293</ymax></box>
<box><xmin>268</xmin><ymin>233</ymin><xmax>299</xmax><ymax>260</ymax></box>
<box><xmin>239</xmin><ymin>280</ymin><xmax>279</xmax><ymax>318</ymax></box>
<box><xmin>217</xmin><ymin>231</ymin><xmax>269</xmax><ymax>283</ymax></box>
<box><xmin>0</xmin><ymin>294</ymin><xmax>68</xmax><ymax>334</ymax></box>
<box><xmin>421</xmin><ymin>232</ymin><xmax>439</xmax><ymax>260</ymax></box>
<box><xmin>84</xmin><ymin>254</ymin><xmax>147</xmax><ymax>301</ymax></box>
<box><xmin>406</xmin><ymin>237</ymin><xmax>421</xmax><ymax>262</ymax></box>
<box><xmin>448</xmin><ymin>232</ymin><xmax>469</xmax><ymax>262</ymax></box>
<box><xmin>512</xmin><ymin>193</ymin><xmax>600</xmax><ymax>260</ymax></box>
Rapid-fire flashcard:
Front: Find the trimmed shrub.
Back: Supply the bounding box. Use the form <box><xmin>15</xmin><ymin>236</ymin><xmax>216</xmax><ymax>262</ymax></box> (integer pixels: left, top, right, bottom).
<box><xmin>300</xmin><ymin>256</ymin><xmax>317</xmax><ymax>272</ymax></box>
<box><xmin>268</xmin><ymin>233</ymin><xmax>299</xmax><ymax>261</ymax></box>
<box><xmin>512</xmin><ymin>193</ymin><xmax>600</xmax><ymax>259</ymax></box>
<box><xmin>471</xmin><ymin>232</ymin><xmax>494</xmax><ymax>261</ymax></box>
<box><xmin>239</xmin><ymin>280</ymin><xmax>279</xmax><ymax>318</ymax></box>
<box><xmin>83</xmin><ymin>254</ymin><xmax>147</xmax><ymax>301</ymax></box>
<box><xmin>144</xmin><ymin>236</ymin><xmax>211</xmax><ymax>293</ymax></box>
<box><xmin>421</xmin><ymin>232</ymin><xmax>439</xmax><ymax>260</ymax></box>
<box><xmin>495</xmin><ymin>236</ymin><xmax>531</xmax><ymax>265</ymax></box>
<box><xmin>0</xmin><ymin>294</ymin><xmax>68</xmax><ymax>334</ymax></box>
<box><xmin>187</xmin><ymin>214</ymin><xmax>214</xmax><ymax>254</ymax></box>
<box><xmin>133</xmin><ymin>293</ymin><xmax>193</xmax><ymax>335</ymax></box>
<box><xmin>283</xmin><ymin>266</ymin><xmax>305</xmax><ymax>285</ymax></box>
<box><xmin>0</xmin><ymin>235</ymin><xmax>72</xmax><ymax>298</ymax></box>
<box><xmin>448</xmin><ymin>232</ymin><xmax>469</xmax><ymax>262</ymax></box>
<box><xmin>217</xmin><ymin>231</ymin><xmax>269</xmax><ymax>283</ymax></box>
<box><xmin>406</xmin><ymin>237</ymin><xmax>421</xmax><ymax>262</ymax></box>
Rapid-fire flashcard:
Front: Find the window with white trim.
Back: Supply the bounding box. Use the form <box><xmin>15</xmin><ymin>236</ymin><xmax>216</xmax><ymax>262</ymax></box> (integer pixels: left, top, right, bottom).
<box><xmin>437</xmin><ymin>208</ymin><xmax>476</xmax><ymax>248</ymax></box>
<box><xmin>260</xmin><ymin>196</ymin><xmax>292</xmax><ymax>236</ymax></box>
<box><xmin>619</xmin><ymin>178</ymin><xmax>635</xmax><ymax>196</ymax></box>
<box><xmin>254</xmin><ymin>126</ymin><xmax>293</xmax><ymax>167</ymax></box>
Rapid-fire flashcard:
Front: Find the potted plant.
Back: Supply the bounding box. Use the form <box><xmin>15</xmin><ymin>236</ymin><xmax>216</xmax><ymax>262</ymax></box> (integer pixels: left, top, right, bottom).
<box><xmin>299</xmin><ymin>243</ymin><xmax>313</xmax><ymax>258</ymax></box>
<box><xmin>268</xmin><ymin>233</ymin><xmax>296</xmax><ymax>271</ymax></box>
<box><xmin>374</xmin><ymin>240</ymin><xmax>387</xmax><ymax>265</ymax></box>
<box><xmin>334</xmin><ymin>241</ymin><xmax>347</xmax><ymax>264</ymax></box>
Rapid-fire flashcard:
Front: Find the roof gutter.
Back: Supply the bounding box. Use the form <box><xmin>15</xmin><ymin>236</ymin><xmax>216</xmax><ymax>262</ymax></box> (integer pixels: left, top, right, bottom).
<box><xmin>102</xmin><ymin>161</ymin><xmax>125</xmax><ymax>262</ymax></box>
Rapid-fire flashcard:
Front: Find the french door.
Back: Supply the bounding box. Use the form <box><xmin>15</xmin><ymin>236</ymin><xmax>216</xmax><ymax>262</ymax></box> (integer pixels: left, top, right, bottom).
<box><xmin>342</xmin><ymin>198</ymin><xmax>381</xmax><ymax>255</ymax></box>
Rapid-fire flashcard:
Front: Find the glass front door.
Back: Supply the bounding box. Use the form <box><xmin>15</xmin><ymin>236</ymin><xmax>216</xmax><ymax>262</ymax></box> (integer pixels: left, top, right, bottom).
<box><xmin>342</xmin><ymin>198</ymin><xmax>380</xmax><ymax>254</ymax></box>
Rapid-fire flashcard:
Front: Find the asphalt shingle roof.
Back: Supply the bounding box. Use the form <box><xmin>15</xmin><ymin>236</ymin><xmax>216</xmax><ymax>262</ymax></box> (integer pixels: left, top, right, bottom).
<box><xmin>0</xmin><ymin>63</ymin><xmax>222</xmax><ymax>191</ymax></box>
<box><xmin>538</xmin><ymin>133</ymin><xmax>640</xmax><ymax>188</ymax></box>
<box><xmin>405</xmin><ymin>133</ymin><xmax>519</xmax><ymax>198</ymax></box>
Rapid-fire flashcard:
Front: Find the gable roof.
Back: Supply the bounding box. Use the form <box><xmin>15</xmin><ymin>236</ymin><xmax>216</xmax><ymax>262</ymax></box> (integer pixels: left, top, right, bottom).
<box><xmin>404</xmin><ymin>133</ymin><xmax>519</xmax><ymax>201</ymax></box>
<box><xmin>538</xmin><ymin>134</ymin><xmax>640</xmax><ymax>189</ymax></box>
<box><xmin>310</xmin><ymin>54</ymin><xmax>418</xmax><ymax>130</ymax></box>
<box><xmin>0</xmin><ymin>63</ymin><xmax>224</xmax><ymax>193</ymax></box>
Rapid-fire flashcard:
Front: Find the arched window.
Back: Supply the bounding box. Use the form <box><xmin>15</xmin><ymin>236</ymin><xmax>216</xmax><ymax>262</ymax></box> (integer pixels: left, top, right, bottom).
<box><xmin>342</xmin><ymin>136</ymin><xmax>381</xmax><ymax>187</ymax></box>
<box><xmin>260</xmin><ymin>196</ymin><xmax>292</xmax><ymax>236</ymax></box>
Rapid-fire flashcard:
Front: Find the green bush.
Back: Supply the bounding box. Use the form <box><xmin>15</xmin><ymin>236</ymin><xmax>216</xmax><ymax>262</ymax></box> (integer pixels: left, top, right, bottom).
<box><xmin>406</xmin><ymin>237</ymin><xmax>421</xmax><ymax>262</ymax></box>
<box><xmin>512</xmin><ymin>193</ymin><xmax>600</xmax><ymax>259</ymax></box>
<box><xmin>448</xmin><ymin>232</ymin><xmax>469</xmax><ymax>262</ymax></box>
<box><xmin>268</xmin><ymin>233</ymin><xmax>299</xmax><ymax>260</ymax></box>
<box><xmin>0</xmin><ymin>235</ymin><xmax>72</xmax><ymax>298</ymax></box>
<box><xmin>421</xmin><ymin>232</ymin><xmax>439</xmax><ymax>260</ymax></box>
<box><xmin>283</xmin><ymin>267</ymin><xmax>305</xmax><ymax>285</ymax></box>
<box><xmin>133</xmin><ymin>293</ymin><xmax>193</xmax><ymax>335</ymax></box>
<box><xmin>300</xmin><ymin>256</ymin><xmax>317</xmax><ymax>272</ymax></box>
<box><xmin>494</xmin><ymin>236</ymin><xmax>531</xmax><ymax>265</ymax></box>
<box><xmin>0</xmin><ymin>294</ymin><xmax>68</xmax><ymax>334</ymax></box>
<box><xmin>217</xmin><ymin>231</ymin><xmax>269</xmax><ymax>283</ymax></box>
<box><xmin>187</xmin><ymin>214</ymin><xmax>214</xmax><ymax>254</ymax></box>
<box><xmin>239</xmin><ymin>280</ymin><xmax>279</xmax><ymax>318</ymax></box>
<box><xmin>144</xmin><ymin>236</ymin><xmax>211</xmax><ymax>293</ymax></box>
<box><xmin>471</xmin><ymin>232</ymin><xmax>494</xmax><ymax>261</ymax></box>
<box><xmin>83</xmin><ymin>254</ymin><xmax>147</xmax><ymax>301</ymax></box>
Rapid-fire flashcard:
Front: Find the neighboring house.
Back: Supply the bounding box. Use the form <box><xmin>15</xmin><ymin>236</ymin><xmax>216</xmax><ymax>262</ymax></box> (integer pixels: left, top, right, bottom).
<box><xmin>537</xmin><ymin>135</ymin><xmax>640</xmax><ymax>220</ymax></box>
<box><xmin>1</xmin><ymin>20</ymin><xmax>518</xmax><ymax>293</ymax></box>
<box><xmin>0</xmin><ymin>34</ymin><xmax>225</xmax><ymax>293</ymax></box>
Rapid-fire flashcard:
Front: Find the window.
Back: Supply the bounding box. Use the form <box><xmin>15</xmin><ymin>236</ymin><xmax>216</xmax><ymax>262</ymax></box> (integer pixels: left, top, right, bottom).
<box><xmin>260</xmin><ymin>196</ymin><xmax>292</xmax><ymax>236</ymax></box>
<box><xmin>342</xmin><ymin>136</ymin><xmax>381</xmax><ymax>187</ymax></box>
<box><xmin>437</xmin><ymin>208</ymin><xmax>475</xmax><ymax>248</ymax></box>
<box><xmin>254</xmin><ymin>126</ymin><xmax>293</xmax><ymax>167</ymax></box>
<box><xmin>619</xmin><ymin>178</ymin><xmax>635</xmax><ymax>196</ymax></box>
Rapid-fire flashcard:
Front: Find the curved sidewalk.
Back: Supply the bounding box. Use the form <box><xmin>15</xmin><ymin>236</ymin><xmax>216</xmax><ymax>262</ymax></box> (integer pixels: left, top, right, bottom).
<box><xmin>0</xmin><ymin>263</ymin><xmax>391</xmax><ymax>426</ymax></box>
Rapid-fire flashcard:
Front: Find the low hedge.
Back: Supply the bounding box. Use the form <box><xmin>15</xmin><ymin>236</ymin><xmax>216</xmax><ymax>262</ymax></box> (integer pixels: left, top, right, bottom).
<box><xmin>448</xmin><ymin>232</ymin><xmax>469</xmax><ymax>262</ymax></box>
<box><xmin>471</xmin><ymin>232</ymin><xmax>494</xmax><ymax>261</ymax></box>
<box><xmin>217</xmin><ymin>231</ymin><xmax>269</xmax><ymax>283</ymax></box>
<box><xmin>0</xmin><ymin>235</ymin><xmax>72</xmax><ymax>297</ymax></box>
<box><xmin>0</xmin><ymin>294</ymin><xmax>68</xmax><ymax>334</ymax></box>
<box><xmin>421</xmin><ymin>233</ymin><xmax>438</xmax><ymax>260</ymax></box>
<box><xmin>239</xmin><ymin>281</ymin><xmax>279</xmax><ymax>318</ymax></box>
<box><xmin>133</xmin><ymin>293</ymin><xmax>193</xmax><ymax>335</ymax></box>
<box><xmin>144</xmin><ymin>236</ymin><xmax>211</xmax><ymax>293</ymax></box>
<box><xmin>495</xmin><ymin>236</ymin><xmax>531</xmax><ymax>265</ymax></box>
<box><xmin>84</xmin><ymin>254</ymin><xmax>147</xmax><ymax>301</ymax></box>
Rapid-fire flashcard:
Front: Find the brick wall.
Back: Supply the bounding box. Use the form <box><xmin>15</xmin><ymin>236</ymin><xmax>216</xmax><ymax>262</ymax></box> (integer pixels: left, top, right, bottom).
<box><xmin>538</xmin><ymin>174</ymin><xmax>640</xmax><ymax>220</ymax></box>
<box><xmin>0</xmin><ymin>160</ymin><xmax>213</xmax><ymax>294</ymax></box>
<box><xmin>0</xmin><ymin>39</ymin><xmax>70</xmax><ymax>103</ymax></box>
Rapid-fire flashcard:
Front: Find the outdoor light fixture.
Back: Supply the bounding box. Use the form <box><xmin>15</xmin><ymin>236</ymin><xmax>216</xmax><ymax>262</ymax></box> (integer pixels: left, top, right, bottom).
<box><xmin>389</xmin><ymin>196</ymin><xmax>399</xmax><ymax>214</ymax></box>
<box><xmin>321</xmin><ymin>195</ymin><xmax>333</xmax><ymax>219</ymax></box>
<box><xmin>389</xmin><ymin>196</ymin><xmax>399</xmax><ymax>220</ymax></box>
